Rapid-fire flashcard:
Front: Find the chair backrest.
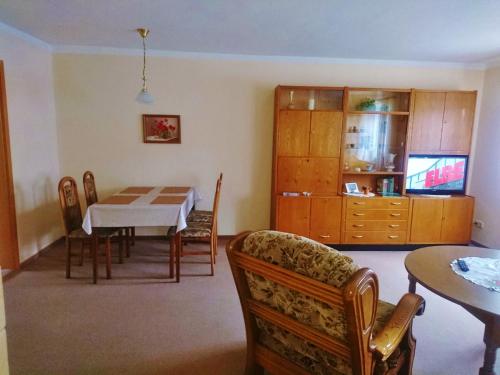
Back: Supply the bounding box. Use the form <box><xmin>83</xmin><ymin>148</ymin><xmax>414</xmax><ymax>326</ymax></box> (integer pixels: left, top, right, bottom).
<box><xmin>83</xmin><ymin>170</ymin><xmax>98</xmax><ymax>207</ymax></box>
<box><xmin>58</xmin><ymin>176</ymin><xmax>84</xmax><ymax>235</ymax></box>
<box><xmin>209</xmin><ymin>173</ymin><xmax>222</xmax><ymax>232</ymax></box>
<box><xmin>226</xmin><ymin>230</ymin><xmax>383</xmax><ymax>375</ymax></box>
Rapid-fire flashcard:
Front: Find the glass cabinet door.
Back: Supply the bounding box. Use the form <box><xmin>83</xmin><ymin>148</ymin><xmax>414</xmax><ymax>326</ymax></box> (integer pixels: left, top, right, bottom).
<box><xmin>344</xmin><ymin>114</ymin><xmax>407</xmax><ymax>172</ymax></box>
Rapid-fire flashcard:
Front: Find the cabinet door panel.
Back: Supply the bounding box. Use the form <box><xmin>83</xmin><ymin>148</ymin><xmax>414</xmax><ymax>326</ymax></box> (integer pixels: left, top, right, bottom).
<box><xmin>276</xmin><ymin>196</ymin><xmax>310</xmax><ymax>237</ymax></box>
<box><xmin>309</xmin><ymin>158</ymin><xmax>339</xmax><ymax>194</ymax></box>
<box><xmin>277</xmin><ymin>110</ymin><xmax>310</xmax><ymax>156</ymax></box>
<box><xmin>410</xmin><ymin>92</ymin><xmax>445</xmax><ymax>152</ymax></box>
<box><xmin>409</xmin><ymin>198</ymin><xmax>443</xmax><ymax>243</ymax></box>
<box><xmin>441</xmin><ymin>197</ymin><xmax>474</xmax><ymax>243</ymax></box>
<box><xmin>310</xmin><ymin>197</ymin><xmax>342</xmax><ymax>243</ymax></box>
<box><xmin>277</xmin><ymin>157</ymin><xmax>312</xmax><ymax>193</ymax></box>
<box><xmin>441</xmin><ymin>92</ymin><xmax>476</xmax><ymax>153</ymax></box>
<box><xmin>310</xmin><ymin>112</ymin><xmax>342</xmax><ymax>157</ymax></box>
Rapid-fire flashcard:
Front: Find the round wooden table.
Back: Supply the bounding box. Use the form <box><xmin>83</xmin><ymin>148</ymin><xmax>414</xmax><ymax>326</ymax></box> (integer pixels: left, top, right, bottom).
<box><xmin>405</xmin><ymin>246</ymin><xmax>500</xmax><ymax>375</ymax></box>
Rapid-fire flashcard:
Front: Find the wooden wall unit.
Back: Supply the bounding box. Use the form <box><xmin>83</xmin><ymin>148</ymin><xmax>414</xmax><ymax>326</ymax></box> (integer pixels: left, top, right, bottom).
<box><xmin>271</xmin><ymin>85</ymin><xmax>478</xmax><ymax>246</ymax></box>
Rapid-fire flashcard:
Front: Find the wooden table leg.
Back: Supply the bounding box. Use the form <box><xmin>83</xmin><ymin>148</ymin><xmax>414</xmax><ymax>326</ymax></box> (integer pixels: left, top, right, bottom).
<box><xmin>175</xmin><ymin>232</ymin><xmax>181</xmax><ymax>283</ymax></box>
<box><xmin>92</xmin><ymin>232</ymin><xmax>98</xmax><ymax>284</ymax></box>
<box><xmin>479</xmin><ymin>318</ymin><xmax>499</xmax><ymax>375</ymax></box>
<box><xmin>408</xmin><ymin>274</ymin><xmax>417</xmax><ymax>293</ymax></box>
<box><xmin>169</xmin><ymin>235</ymin><xmax>175</xmax><ymax>279</ymax></box>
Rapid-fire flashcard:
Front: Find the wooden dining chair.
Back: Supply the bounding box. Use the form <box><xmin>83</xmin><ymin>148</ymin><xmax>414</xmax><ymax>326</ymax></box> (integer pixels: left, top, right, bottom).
<box><xmin>83</xmin><ymin>170</ymin><xmax>132</xmax><ymax>256</ymax></box>
<box><xmin>227</xmin><ymin>230</ymin><xmax>426</xmax><ymax>375</ymax></box>
<box><xmin>186</xmin><ymin>173</ymin><xmax>222</xmax><ymax>257</ymax></box>
<box><xmin>187</xmin><ymin>173</ymin><xmax>223</xmax><ymax>224</ymax></box>
<box><xmin>58</xmin><ymin>176</ymin><xmax>122</xmax><ymax>280</ymax></box>
<box><xmin>168</xmin><ymin>176</ymin><xmax>222</xmax><ymax>278</ymax></box>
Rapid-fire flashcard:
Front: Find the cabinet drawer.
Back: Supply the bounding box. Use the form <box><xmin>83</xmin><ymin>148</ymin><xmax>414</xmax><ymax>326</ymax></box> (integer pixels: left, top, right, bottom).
<box><xmin>345</xmin><ymin>197</ymin><xmax>409</xmax><ymax>210</ymax></box>
<box><xmin>309</xmin><ymin>231</ymin><xmax>341</xmax><ymax>244</ymax></box>
<box><xmin>343</xmin><ymin>231</ymin><xmax>406</xmax><ymax>244</ymax></box>
<box><xmin>346</xmin><ymin>220</ymin><xmax>408</xmax><ymax>231</ymax></box>
<box><xmin>346</xmin><ymin>209</ymin><xmax>408</xmax><ymax>221</ymax></box>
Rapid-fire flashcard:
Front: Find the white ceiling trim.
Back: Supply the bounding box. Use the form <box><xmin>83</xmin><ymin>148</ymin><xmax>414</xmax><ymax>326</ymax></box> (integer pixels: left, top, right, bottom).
<box><xmin>0</xmin><ymin>21</ymin><xmax>52</xmax><ymax>51</ymax></box>
<box><xmin>52</xmin><ymin>44</ymin><xmax>486</xmax><ymax>70</ymax></box>
<box><xmin>0</xmin><ymin>21</ymin><xmax>488</xmax><ymax>70</ymax></box>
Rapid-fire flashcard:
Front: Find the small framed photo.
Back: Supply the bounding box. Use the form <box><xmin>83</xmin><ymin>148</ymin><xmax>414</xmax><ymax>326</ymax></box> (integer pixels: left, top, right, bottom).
<box><xmin>345</xmin><ymin>182</ymin><xmax>360</xmax><ymax>193</ymax></box>
<box><xmin>142</xmin><ymin>114</ymin><xmax>181</xmax><ymax>144</ymax></box>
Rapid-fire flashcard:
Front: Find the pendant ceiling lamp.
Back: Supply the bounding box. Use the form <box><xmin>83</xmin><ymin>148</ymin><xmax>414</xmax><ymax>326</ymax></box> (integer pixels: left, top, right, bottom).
<box><xmin>136</xmin><ymin>28</ymin><xmax>154</xmax><ymax>104</ymax></box>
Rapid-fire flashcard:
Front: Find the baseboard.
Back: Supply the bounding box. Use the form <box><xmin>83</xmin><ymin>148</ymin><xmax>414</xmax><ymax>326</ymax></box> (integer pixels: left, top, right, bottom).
<box><xmin>470</xmin><ymin>240</ymin><xmax>488</xmax><ymax>248</ymax></box>
<box><xmin>3</xmin><ymin>237</ymin><xmax>65</xmax><ymax>282</ymax></box>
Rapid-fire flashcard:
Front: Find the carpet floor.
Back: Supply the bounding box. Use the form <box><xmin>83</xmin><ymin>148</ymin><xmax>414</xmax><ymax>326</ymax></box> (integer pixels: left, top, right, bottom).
<box><xmin>3</xmin><ymin>239</ymin><xmax>497</xmax><ymax>375</ymax></box>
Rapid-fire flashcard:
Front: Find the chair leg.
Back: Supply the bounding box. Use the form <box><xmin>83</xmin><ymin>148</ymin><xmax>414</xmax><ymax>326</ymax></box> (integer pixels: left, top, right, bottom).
<box><xmin>214</xmin><ymin>227</ymin><xmax>218</xmax><ymax>257</ymax></box>
<box><xmin>105</xmin><ymin>237</ymin><xmax>112</xmax><ymax>279</ymax></box>
<box><xmin>209</xmin><ymin>236</ymin><xmax>215</xmax><ymax>276</ymax></box>
<box><xmin>65</xmin><ymin>238</ymin><xmax>71</xmax><ymax>279</ymax></box>
<box><xmin>213</xmin><ymin>233</ymin><xmax>218</xmax><ymax>264</ymax></box>
<box><xmin>175</xmin><ymin>233</ymin><xmax>181</xmax><ymax>283</ymax></box>
<box><xmin>92</xmin><ymin>234</ymin><xmax>98</xmax><ymax>284</ymax></box>
<box><xmin>131</xmin><ymin>227</ymin><xmax>135</xmax><ymax>246</ymax></box>
<box><xmin>169</xmin><ymin>236</ymin><xmax>175</xmax><ymax>279</ymax></box>
<box><xmin>118</xmin><ymin>230</ymin><xmax>123</xmax><ymax>264</ymax></box>
<box><xmin>79</xmin><ymin>239</ymin><xmax>85</xmax><ymax>266</ymax></box>
<box><xmin>125</xmin><ymin>228</ymin><xmax>130</xmax><ymax>257</ymax></box>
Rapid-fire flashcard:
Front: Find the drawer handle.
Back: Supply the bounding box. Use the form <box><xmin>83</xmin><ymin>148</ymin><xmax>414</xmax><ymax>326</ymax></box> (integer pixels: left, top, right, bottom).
<box><xmin>353</xmin><ymin>213</ymin><xmax>365</xmax><ymax>216</ymax></box>
<box><xmin>390</xmin><ymin>213</ymin><xmax>401</xmax><ymax>217</ymax></box>
<box><xmin>390</xmin><ymin>202</ymin><xmax>402</xmax><ymax>206</ymax></box>
<box><xmin>353</xmin><ymin>224</ymin><xmax>364</xmax><ymax>228</ymax></box>
<box><xmin>353</xmin><ymin>202</ymin><xmax>366</xmax><ymax>205</ymax></box>
<box><xmin>352</xmin><ymin>235</ymin><xmax>364</xmax><ymax>238</ymax></box>
<box><xmin>319</xmin><ymin>234</ymin><xmax>331</xmax><ymax>238</ymax></box>
<box><xmin>388</xmin><ymin>235</ymin><xmax>399</xmax><ymax>239</ymax></box>
<box><xmin>388</xmin><ymin>224</ymin><xmax>400</xmax><ymax>228</ymax></box>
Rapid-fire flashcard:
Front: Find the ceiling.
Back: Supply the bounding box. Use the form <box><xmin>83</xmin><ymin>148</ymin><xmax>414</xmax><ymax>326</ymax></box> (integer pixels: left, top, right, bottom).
<box><xmin>1</xmin><ymin>0</ymin><xmax>500</xmax><ymax>63</ymax></box>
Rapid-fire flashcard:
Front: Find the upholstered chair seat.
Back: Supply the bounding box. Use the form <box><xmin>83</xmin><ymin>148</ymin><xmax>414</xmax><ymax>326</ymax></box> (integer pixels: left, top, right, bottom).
<box><xmin>186</xmin><ymin>210</ymin><xmax>213</xmax><ymax>223</ymax></box>
<box><xmin>168</xmin><ymin>222</ymin><xmax>212</xmax><ymax>238</ymax></box>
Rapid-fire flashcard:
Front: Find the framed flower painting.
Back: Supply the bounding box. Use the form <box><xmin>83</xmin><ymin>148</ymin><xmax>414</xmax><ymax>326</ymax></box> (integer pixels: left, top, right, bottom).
<box><xmin>142</xmin><ymin>114</ymin><xmax>181</xmax><ymax>144</ymax></box>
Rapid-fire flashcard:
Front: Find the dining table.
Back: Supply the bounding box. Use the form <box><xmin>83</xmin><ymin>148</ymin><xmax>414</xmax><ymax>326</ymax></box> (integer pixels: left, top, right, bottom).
<box><xmin>82</xmin><ymin>186</ymin><xmax>200</xmax><ymax>283</ymax></box>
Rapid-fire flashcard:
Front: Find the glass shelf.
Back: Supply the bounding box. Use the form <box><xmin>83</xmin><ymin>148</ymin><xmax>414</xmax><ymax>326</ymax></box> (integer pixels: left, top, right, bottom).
<box><xmin>342</xmin><ymin>171</ymin><xmax>405</xmax><ymax>175</ymax></box>
<box><xmin>347</xmin><ymin>90</ymin><xmax>410</xmax><ymax>113</ymax></box>
<box><xmin>278</xmin><ymin>87</ymin><xmax>343</xmax><ymax>111</ymax></box>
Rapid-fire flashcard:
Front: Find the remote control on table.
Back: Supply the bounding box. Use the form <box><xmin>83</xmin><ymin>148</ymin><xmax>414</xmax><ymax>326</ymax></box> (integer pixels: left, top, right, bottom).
<box><xmin>457</xmin><ymin>259</ymin><xmax>469</xmax><ymax>272</ymax></box>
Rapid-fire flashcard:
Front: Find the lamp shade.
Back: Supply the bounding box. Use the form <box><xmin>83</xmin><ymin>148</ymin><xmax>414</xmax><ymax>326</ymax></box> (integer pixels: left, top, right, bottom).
<box><xmin>136</xmin><ymin>88</ymin><xmax>154</xmax><ymax>104</ymax></box>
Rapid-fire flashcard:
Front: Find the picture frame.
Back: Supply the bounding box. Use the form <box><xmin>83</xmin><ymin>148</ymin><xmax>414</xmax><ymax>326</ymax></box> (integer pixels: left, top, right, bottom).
<box><xmin>345</xmin><ymin>182</ymin><xmax>360</xmax><ymax>193</ymax></box>
<box><xmin>142</xmin><ymin>114</ymin><xmax>181</xmax><ymax>144</ymax></box>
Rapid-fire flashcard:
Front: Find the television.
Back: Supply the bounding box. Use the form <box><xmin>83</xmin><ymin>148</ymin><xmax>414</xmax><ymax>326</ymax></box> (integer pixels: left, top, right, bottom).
<box><xmin>406</xmin><ymin>155</ymin><xmax>468</xmax><ymax>195</ymax></box>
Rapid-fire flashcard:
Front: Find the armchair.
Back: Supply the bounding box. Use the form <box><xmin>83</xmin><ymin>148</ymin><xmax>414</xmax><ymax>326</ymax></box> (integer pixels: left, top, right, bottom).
<box><xmin>226</xmin><ymin>230</ymin><xmax>425</xmax><ymax>375</ymax></box>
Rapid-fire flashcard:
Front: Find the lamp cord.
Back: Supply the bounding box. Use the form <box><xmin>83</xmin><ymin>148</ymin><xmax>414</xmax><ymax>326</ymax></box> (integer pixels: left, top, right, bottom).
<box><xmin>142</xmin><ymin>36</ymin><xmax>147</xmax><ymax>90</ymax></box>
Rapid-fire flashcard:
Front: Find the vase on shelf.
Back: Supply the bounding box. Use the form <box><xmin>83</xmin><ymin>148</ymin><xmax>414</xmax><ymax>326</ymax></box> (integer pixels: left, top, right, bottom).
<box><xmin>385</xmin><ymin>153</ymin><xmax>397</xmax><ymax>171</ymax></box>
<box><xmin>287</xmin><ymin>90</ymin><xmax>295</xmax><ymax>109</ymax></box>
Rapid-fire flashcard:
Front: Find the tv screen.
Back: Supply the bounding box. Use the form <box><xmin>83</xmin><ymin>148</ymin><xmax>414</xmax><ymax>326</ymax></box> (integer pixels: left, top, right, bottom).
<box><xmin>406</xmin><ymin>155</ymin><xmax>468</xmax><ymax>195</ymax></box>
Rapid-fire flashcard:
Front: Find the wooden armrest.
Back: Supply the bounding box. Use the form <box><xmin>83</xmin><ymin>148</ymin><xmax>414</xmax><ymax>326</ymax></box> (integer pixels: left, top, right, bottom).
<box><xmin>371</xmin><ymin>293</ymin><xmax>425</xmax><ymax>361</ymax></box>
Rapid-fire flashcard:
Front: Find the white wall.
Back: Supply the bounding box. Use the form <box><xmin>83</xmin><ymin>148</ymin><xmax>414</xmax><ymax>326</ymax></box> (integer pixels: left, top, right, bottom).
<box><xmin>470</xmin><ymin>65</ymin><xmax>500</xmax><ymax>247</ymax></box>
<box><xmin>53</xmin><ymin>53</ymin><xmax>485</xmax><ymax>235</ymax></box>
<box><xmin>0</xmin><ymin>26</ymin><xmax>62</xmax><ymax>262</ymax></box>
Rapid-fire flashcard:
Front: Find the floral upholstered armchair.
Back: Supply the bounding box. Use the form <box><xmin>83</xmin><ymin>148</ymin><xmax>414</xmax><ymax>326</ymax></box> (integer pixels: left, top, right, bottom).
<box><xmin>226</xmin><ymin>231</ymin><xmax>425</xmax><ymax>375</ymax></box>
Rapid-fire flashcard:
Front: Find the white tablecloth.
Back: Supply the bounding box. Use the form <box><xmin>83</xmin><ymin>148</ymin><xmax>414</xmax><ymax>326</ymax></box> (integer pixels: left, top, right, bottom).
<box><xmin>451</xmin><ymin>257</ymin><xmax>500</xmax><ymax>292</ymax></box>
<box><xmin>82</xmin><ymin>187</ymin><xmax>201</xmax><ymax>234</ymax></box>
